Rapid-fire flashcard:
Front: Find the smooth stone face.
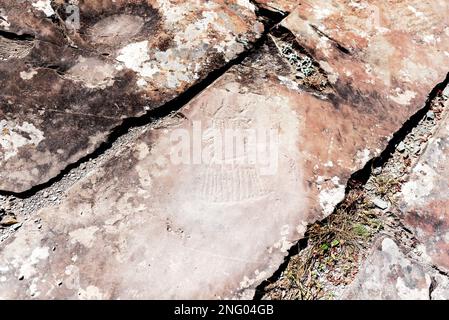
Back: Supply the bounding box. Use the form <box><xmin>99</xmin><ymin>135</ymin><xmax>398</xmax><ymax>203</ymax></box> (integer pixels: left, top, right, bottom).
<box><xmin>341</xmin><ymin>238</ymin><xmax>432</xmax><ymax>300</ymax></box>
<box><xmin>0</xmin><ymin>0</ymin><xmax>263</xmax><ymax>193</ymax></box>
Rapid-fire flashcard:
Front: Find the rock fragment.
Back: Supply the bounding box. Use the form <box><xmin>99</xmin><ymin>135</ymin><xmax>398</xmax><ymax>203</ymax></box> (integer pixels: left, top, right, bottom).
<box><xmin>372</xmin><ymin>198</ymin><xmax>389</xmax><ymax>210</ymax></box>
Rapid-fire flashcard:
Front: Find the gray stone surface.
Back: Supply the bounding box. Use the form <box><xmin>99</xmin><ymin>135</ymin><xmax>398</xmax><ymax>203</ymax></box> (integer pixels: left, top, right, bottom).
<box><xmin>342</xmin><ymin>237</ymin><xmax>432</xmax><ymax>300</ymax></box>
<box><xmin>398</xmin><ymin>98</ymin><xmax>449</xmax><ymax>273</ymax></box>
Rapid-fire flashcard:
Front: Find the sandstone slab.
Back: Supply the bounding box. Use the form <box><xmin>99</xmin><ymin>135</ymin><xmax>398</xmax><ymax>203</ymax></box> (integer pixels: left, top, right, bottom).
<box><xmin>0</xmin><ymin>25</ymin><xmax>441</xmax><ymax>298</ymax></box>
<box><xmin>1</xmin><ymin>1</ymin><xmax>449</xmax><ymax>299</ymax></box>
<box><xmin>0</xmin><ymin>48</ymin><xmax>309</xmax><ymax>299</ymax></box>
<box><xmin>0</xmin><ymin>0</ymin><xmax>263</xmax><ymax>193</ymax></box>
<box><xmin>282</xmin><ymin>0</ymin><xmax>449</xmax><ymax>139</ymax></box>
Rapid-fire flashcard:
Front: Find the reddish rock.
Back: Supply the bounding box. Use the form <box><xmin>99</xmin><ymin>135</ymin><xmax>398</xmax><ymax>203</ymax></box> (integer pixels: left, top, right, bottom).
<box><xmin>281</xmin><ymin>0</ymin><xmax>449</xmax><ymax>145</ymax></box>
<box><xmin>0</xmin><ymin>0</ymin><xmax>448</xmax><ymax>299</ymax></box>
<box><xmin>0</xmin><ymin>0</ymin><xmax>263</xmax><ymax>193</ymax></box>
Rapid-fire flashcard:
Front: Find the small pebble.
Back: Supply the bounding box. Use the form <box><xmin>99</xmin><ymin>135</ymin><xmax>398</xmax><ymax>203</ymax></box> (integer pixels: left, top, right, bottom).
<box><xmin>373</xmin><ymin>198</ymin><xmax>389</xmax><ymax>210</ymax></box>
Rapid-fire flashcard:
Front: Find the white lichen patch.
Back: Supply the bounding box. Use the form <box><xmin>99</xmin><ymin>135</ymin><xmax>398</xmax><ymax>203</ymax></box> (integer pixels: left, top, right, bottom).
<box><xmin>0</xmin><ymin>120</ymin><xmax>45</xmax><ymax>161</ymax></box>
<box><xmin>136</xmin><ymin>143</ymin><xmax>150</xmax><ymax>160</ymax></box>
<box><xmin>69</xmin><ymin>226</ymin><xmax>99</xmax><ymax>248</ymax></box>
<box><xmin>356</xmin><ymin>148</ymin><xmax>371</xmax><ymax>167</ymax></box>
<box><xmin>156</xmin><ymin>0</ymin><xmax>191</xmax><ymax>24</ymax></box>
<box><xmin>313</xmin><ymin>6</ymin><xmax>334</xmax><ymax>20</ymax></box>
<box><xmin>407</xmin><ymin>5</ymin><xmax>425</xmax><ymax>18</ymax></box>
<box><xmin>116</xmin><ymin>41</ymin><xmax>151</xmax><ymax>72</ymax></box>
<box><xmin>136</xmin><ymin>78</ymin><xmax>147</xmax><ymax>87</ymax></box>
<box><xmin>399</xmin><ymin>58</ymin><xmax>438</xmax><ymax>84</ymax></box>
<box><xmin>20</xmin><ymin>69</ymin><xmax>38</xmax><ymax>80</ymax></box>
<box><xmin>324</xmin><ymin>160</ymin><xmax>334</xmax><ymax>167</ymax></box>
<box><xmin>277</xmin><ymin>75</ymin><xmax>300</xmax><ymax>91</ymax></box>
<box><xmin>31</xmin><ymin>0</ymin><xmax>55</xmax><ymax>17</ymax></box>
<box><xmin>395</xmin><ymin>272</ymin><xmax>431</xmax><ymax>300</ymax></box>
<box><xmin>380</xmin><ymin>239</ymin><xmax>430</xmax><ymax>299</ymax></box>
<box><xmin>389</xmin><ymin>88</ymin><xmax>417</xmax><ymax>105</ymax></box>
<box><xmin>319</xmin><ymin>61</ymin><xmax>339</xmax><ymax>83</ymax></box>
<box><xmin>115</xmin><ymin>2</ymin><xmax>261</xmax><ymax>90</ymax></box>
<box><xmin>19</xmin><ymin>246</ymin><xmax>50</xmax><ymax>279</ymax></box>
<box><xmin>78</xmin><ymin>285</ymin><xmax>103</xmax><ymax>300</ymax></box>
<box><xmin>236</xmin><ymin>0</ymin><xmax>256</xmax><ymax>12</ymax></box>
<box><xmin>422</xmin><ymin>34</ymin><xmax>437</xmax><ymax>45</ymax></box>
<box><xmin>401</xmin><ymin>163</ymin><xmax>437</xmax><ymax>206</ymax></box>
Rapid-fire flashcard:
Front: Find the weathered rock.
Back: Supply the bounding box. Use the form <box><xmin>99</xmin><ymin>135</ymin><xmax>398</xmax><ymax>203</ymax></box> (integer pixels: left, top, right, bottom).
<box><xmin>0</xmin><ymin>0</ymin><xmax>264</xmax><ymax>193</ymax></box>
<box><xmin>1</xmin><ymin>0</ymin><xmax>449</xmax><ymax>299</ymax></box>
<box><xmin>281</xmin><ymin>0</ymin><xmax>449</xmax><ymax>140</ymax></box>
<box><xmin>398</xmin><ymin>100</ymin><xmax>449</xmax><ymax>272</ymax></box>
<box><xmin>0</xmin><ymin>214</ymin><xmax>17</xmax><ymax>226</ymax></box>
<box><xmin>0</xmin><ymin>44</ymin><xmax>310</xmax><ymax>299</ymax></box>
<box><xmin>342</xmin><ymin>237</ymin><xmax>431</xmax><ymax>300</ymax></box>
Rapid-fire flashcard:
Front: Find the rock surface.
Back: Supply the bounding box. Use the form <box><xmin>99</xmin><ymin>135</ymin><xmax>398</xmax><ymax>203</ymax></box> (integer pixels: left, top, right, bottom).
<box><xmin>0</xmin><ymin>0</ymin><xmax>263</xmax><ymax>193</ymax></box>
<box><xmin>398</xmin><ymin>99</ymin><xmax>449</xmax><ymax>273</ymax></box>
<box><xmin>0</xmin><ymin>0</ymin><xmax>449</xmax><ymax>300</ymax></box>
<box><xmin>0</xmin><ymin>44</ymin><xmax>310</xmax><ymax>299</ymax></box>
<box><xmin>282</xmin><ymin>0</ymin><xmax>449</xmax><ymax>142</ymax></box>
<box><xmin>342</xmin><ymin>237</ymin><xmax>432</xmax><ymax>300</ymax></box>
<box><xmin>253</xmin><ymin>0</ymin><xmax>299</xmax><ymax>13</ymax></box>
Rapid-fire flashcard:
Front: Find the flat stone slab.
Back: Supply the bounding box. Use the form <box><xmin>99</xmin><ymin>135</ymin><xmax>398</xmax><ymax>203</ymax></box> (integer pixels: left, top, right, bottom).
<box><xmin>0</xmin><ymin>22</ymin><xmax>446</xmax><ymax>297</ymax></box>
<box><xmin>0</xmin><ymin>0</ymin><xmax>263</xmax><ymax>193</ymax></box>
<box><xmin>282</xmin><ymin>0</ymin><xmax>449</xmax><ymax>132</ymax></box>
<box><xmin>342</xmin><ymin>237</ymin><xmax>432</xmax><ymax>300</ymax></box>
<box><xmin>0</xmin><ymin>54</ymin><xmax>309</xmax><ymax>299</ymax></box>
<box><xmin>1</xmin><ymin>1</ymin><xmax>449</xmax><ymax>299</ymax></box>
<box><xmin>398</xmin><ymin>100</ymin><xmax>449</xmax><ymax>272</ymax></box>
